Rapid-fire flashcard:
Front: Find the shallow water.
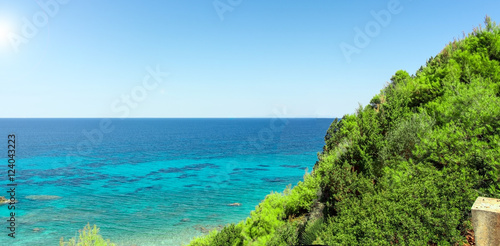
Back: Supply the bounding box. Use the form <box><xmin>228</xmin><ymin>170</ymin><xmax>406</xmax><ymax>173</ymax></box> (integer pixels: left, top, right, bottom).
<box><xmin>0</xmin><ymin>118</ymin><xmax>332</xmax><ymax>245</ymax></box>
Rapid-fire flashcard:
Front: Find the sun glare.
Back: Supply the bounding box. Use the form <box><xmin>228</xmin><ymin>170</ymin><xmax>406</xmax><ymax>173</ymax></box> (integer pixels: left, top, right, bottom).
<box><xmin>0</xmin><ymin>21</ymin><xmax>12</xmax><ymax>49</ymax></box>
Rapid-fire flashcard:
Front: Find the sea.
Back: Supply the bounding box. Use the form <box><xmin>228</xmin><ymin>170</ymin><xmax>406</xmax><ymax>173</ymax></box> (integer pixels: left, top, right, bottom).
<box><xmin>0</xmin><ymin>118</ymin><xmax>333</xmax><ymax>245</ymax></box>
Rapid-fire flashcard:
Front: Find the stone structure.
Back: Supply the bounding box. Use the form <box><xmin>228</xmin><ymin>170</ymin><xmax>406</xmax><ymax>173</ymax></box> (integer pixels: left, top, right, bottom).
<box><xmin>471</xmin><ymin>196</ymin><xmax>500</xmax><ymax>246</ymax></box>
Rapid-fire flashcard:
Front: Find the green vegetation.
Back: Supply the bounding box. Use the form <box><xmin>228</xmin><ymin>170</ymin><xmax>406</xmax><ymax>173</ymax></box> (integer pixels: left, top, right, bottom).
<box><xmin>60</xmin><ymin>224</ymin><xmax>116</xmax><ymax>246</ymax></box>
<box><xmin>188</xmin><ymin>17</ymin><xmax>500</xmax><ymax>245</ymax></box>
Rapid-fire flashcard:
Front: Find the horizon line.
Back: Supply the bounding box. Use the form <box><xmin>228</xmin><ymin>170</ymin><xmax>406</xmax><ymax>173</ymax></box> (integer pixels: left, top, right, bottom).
<box><xmin>0</xmin><ymin>117</ymin><xmax>337</xmax><ymax>119</ymax></box>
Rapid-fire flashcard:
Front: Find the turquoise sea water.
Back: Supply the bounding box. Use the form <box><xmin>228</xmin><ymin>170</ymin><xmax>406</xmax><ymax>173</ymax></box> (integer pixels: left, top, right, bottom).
<box><xmin>0</xmin><ymin>118</ymin><xmax>332</xmax><ymax>245</ymax></box>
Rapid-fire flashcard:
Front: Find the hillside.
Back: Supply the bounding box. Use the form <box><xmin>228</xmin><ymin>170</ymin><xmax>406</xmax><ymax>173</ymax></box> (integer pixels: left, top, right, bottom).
<box><xmin>188</xmin><ymin>17</ymin><xmax>500</xmax><ymax>246</ymax></box>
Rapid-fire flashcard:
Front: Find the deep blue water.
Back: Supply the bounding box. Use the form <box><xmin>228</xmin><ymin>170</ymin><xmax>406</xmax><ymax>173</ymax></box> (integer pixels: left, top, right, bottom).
<box><xmin>0</xmin><ymin>118</ymin><xmax>332</xmax><ymax>245</ymax></box>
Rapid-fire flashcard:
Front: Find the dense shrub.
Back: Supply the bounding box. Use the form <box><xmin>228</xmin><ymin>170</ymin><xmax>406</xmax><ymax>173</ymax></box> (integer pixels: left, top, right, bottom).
<box><xmin>265</xmin><ymin>222</ymin><xmax>299</xmax><ymax>246</ymax></box>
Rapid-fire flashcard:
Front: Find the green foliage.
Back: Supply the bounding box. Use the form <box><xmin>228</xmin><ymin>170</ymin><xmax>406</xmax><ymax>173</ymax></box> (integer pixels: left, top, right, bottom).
<box><xmin>189</xmin><ymin>224</ymin><xmax>244</xmax><ymax>246</ymax></box>
<box><xmin>209</xmin><ymin>224</ymin><xmax>244</xmax><ymax>246</ymax></box>
<box><xmin>188</xmin><ymin>17</ymin><xmax>500</xmax><ymax>246</ymax></box>
<box><xmin>188</xmin><ymin>229</ymin><xmax>220</xmax><ymax>246</ymax></box>
<box><xmin>300</xmin><ymin>218</ymin><xmax>324</xmax><ymax>245</ymax></box>
<box><xmin>283</xmin><ymin>171</ymin><xmax>320</xmax><ymax>217</ymax></box>
<box><xmin>323</xmin><ymin>161</ymin><xmax>477</xmax><ymax>245</ymax></box>
<box><xmin>390</xmin><ymin>70</ymin><xmax>410</xmax><ymax>85</ymax></box>
<box><xmin>240</xmin><ymin>192</ymin><xmax>287</xmax><ymax>245</ymax></box>
<box><xmin>59</xmin><ymin>224</ymin><xmax>115</xmax><ymax>246</ymax></box>
<box><xmin>265</xmin><ymin>222</ymin><xmax>299</xmax><ymax>246</ymax></box>
<box><xmin>380</xmin><ymin>112</ymin><xmax>434</xmax><ymax>166</ymax></box>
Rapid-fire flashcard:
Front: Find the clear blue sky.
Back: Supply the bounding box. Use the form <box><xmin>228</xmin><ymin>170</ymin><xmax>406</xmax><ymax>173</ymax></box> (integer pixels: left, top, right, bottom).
<box><xmin>0</xmin><ymin>0</ymin><xmax>499</xmax><ymax>118</ymax></box>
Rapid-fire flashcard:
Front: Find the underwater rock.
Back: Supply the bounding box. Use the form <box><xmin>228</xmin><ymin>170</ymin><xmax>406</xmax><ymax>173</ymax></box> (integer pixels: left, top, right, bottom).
<box><xmin>0</xmin><ymin>196</ymin><xmax>9</xmax><ymax>204</ymax></box>
<box><xmin>194</xmin><ymin>224</ymin><xmax>223</xmax><ymax>233</ymax></box>
<box><xmin>25</xmin><ymin>195</ymin><xmax>61</xmax><ymax>201</ymax></box>
<box><xmin>32</xmin><ymin>227</ymin><xmax>44</xmax><ymax>232</ymax></box>
<box><xmin>194</xmin><ymin>225</ymin><xmax>211</xmax><ymax>233</ymax></box>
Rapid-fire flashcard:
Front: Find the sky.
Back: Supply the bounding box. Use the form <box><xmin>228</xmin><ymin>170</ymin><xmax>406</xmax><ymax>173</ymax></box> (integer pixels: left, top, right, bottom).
<box><xmin>0</xmin><ymin>0</ymin><xmax>499</xmax><ymax>118</ymax></box>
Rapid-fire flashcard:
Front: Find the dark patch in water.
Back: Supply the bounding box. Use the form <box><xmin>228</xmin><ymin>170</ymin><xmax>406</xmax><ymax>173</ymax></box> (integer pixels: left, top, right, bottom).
<box><xmin>23</xmin><ymin>166</ymin><xmax>80</xmax><ymax>179</ymax></box>
<box><xmin>98</xmin><ymin>173</ymin><xmax>110</xmax><ymax>179</ymax></box>
<box><xmin>183</xmin><ymin>163</ymin><xmax>219</xmax><ymax>171</ymax></box>
<box><xmin>280</xmin><ymin>165</ymin><xmax>301</xmax><ymax>168</ymax></box>
<box><xmin>177</xmin><ymin>174</ymin><xmax>197</xmax><ymax>179</ymax></box>
<box><xmin>243</xmin><ymin>168</ymin><xmax>268</xmax><ymax>172</ymax></box>
<box><xmin>184</xmin><ymin>184</ymin><xmax>202</xmax><ymax>188</ymax></box>
<box><xmin>262</xmin><ymin>177</ymin><xmax>286</xmax><ymax>183</ymax></box>
<box><xmin>81</xmin><ymin>173</ymin><xmax>109</xmax><ymax>181</ymax></box>
<box><xmin>258</xmin><ymin>164</ymin><xmax>270</xmax><ymax>167</ymax></box>
<box><xmin>33</xmin><ymin>180</ymin><xmax>59</xmax><ymax>186</ymax></box>
<box><xmin>87</xmin><ymin>162</ymin><xmax>107</xmax><ymax>168</ymax></box>
<box><xmin>67</xmin><ymin>177</ymin><xmax>92</xmax><ymax>186</ymax></box>
<box><xmin>18</xmin><ymin>180</ymin><xmax>34</xmax><ymax>185</ymax></box>
<box><xmin>143</xmin><ymin>171</ymin><xmax>160</xmax><ymax>178</ymax></box>
<box><xmin>135</xmin><ymin>185</ymin><xmax>162</xmax><ymax>193</ymax></box>
<box><xmin>158</xmin><ymin>167</ymin><xmax>184</xmax><ymax>173</ymax></box>
<box><xmin>35</xmin><ymin>176</ymin><xmax>93</xmax><ymax>187</ymax></box>
<box><xmin>106</xmin><ymin>175</ymin><xmax>131</xmax><ymax>185</ymax></box>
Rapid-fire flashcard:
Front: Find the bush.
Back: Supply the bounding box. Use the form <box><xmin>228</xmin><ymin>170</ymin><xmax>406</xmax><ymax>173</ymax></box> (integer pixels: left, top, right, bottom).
<box><xmin>265</xmin><ymin>223</ymin><xmax>299</xmax><ymax>246</ymax></box>
<box><xmin>59</xmin><ymin>224</ymin><xmax>115</xmax><ymax>246</ymax></box>
<box><xmin>300</xmin><ymin>218</ymin><xmax>324</xmax><ymax>245</ymax></box>
<box><xmin>240</xmin><ymin>192</ymin><xmax>287</xmax><ymax>245</ymax></box>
